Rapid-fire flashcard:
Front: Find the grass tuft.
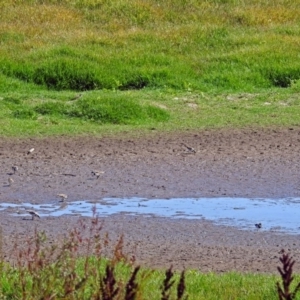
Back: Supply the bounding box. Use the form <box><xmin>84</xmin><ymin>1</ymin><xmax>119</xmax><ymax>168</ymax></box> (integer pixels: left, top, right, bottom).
<box><xmin>12</xmin><ymin>107</ymin><xmax>38</xmax><ymax>120</ymax></box>
<box><xmin>33</xmin><ymin>58</ymin><xmax>100</xmax><ymax>91</ymax></box>
<box><xmin>266</xmin><ymin>68</ymin><xmax>300</xmax><ymax>88</ymax></box>
<box><xmin>31</xmin><ymin>96</ymin><xmax>170</xmax><ymax>125</ymax></box>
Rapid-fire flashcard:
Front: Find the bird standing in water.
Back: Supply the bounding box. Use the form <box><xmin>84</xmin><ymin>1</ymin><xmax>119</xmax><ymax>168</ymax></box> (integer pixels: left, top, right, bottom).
<box><xmin>255</xmin><ymin>223</ymin><xmax>262</xmax><ymax>229</ymax></box>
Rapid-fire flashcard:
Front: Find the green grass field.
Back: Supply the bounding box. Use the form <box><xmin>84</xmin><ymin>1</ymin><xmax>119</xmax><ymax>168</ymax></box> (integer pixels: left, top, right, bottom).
<box><xmin>0</xmin><ymin>0</ymin><xmax>300</xmax><ymax>137</ymax></box>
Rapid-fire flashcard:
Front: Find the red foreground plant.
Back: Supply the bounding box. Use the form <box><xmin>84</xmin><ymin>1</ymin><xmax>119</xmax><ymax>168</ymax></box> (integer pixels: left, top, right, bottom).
<box><xmin>277</xmin><ymin>250</ymin><xmax>300</xmax><ymax>300</ymax></box>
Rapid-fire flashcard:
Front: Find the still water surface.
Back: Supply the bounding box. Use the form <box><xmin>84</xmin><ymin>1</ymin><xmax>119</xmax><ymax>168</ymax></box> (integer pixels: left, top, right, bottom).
<box><xmin>0</xmin><ymin>197</ymin><xmax>299</xmax><ymax>234</ymax></box>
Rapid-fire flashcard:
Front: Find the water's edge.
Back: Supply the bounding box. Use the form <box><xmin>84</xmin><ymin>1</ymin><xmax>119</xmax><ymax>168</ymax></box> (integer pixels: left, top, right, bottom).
<box><xmin>1</xmin><ymin>197</ymin><xmax>299</xmax><ymax>234</ymax></box>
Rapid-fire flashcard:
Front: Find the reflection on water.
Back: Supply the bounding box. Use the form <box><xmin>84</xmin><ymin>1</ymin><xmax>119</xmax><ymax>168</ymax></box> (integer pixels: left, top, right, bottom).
<box><xmin>0</xmin><ymin>197</ymin><xmax>300</xmax><ymax>234</ymax></box>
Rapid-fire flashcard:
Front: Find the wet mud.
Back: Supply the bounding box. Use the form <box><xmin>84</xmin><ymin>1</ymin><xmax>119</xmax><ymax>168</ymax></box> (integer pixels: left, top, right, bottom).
<box><xmin>1</xmin><ymin>127</ymin><xmax>300</xmax><ymax>273</ymax></box>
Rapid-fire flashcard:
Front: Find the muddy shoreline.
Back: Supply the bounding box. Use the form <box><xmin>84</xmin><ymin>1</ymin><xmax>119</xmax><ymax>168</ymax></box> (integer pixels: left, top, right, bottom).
<box><xmin>1</xmin><ymin>127</ymin><xmax>300</xmax><ymax>273</ymax></box>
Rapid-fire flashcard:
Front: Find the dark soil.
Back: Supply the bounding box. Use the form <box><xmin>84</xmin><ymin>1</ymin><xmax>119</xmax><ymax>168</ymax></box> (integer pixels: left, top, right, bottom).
<box><xmin>1</xmin><ymin>127</ymin><xmax>300</xmax><ymax>273</ymax></box>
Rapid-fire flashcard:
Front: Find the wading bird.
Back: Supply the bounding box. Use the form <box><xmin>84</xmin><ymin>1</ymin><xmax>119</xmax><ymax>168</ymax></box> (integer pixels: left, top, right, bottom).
<box><xmin>255</xmin><ymin>223</ymin><xmax>262</xmax><ymax>229</ymax></box>
<box><xmin>57</xmin><ymin>193</ymin><xmax>68</xmax><ymax>202</ymax></box>
<box><xmin>91</xmin><ymin>170</ymin><xmax>105</xmax><ymax>179</ymax></box>
<box><xmin>26</xmin><ymin>210</ymin><xmax>40</xmax><ymax>220</ymax></box>
<box><xmin>12</xmin><ymin>165</ymin><xmax>18</xmax><ymax>174</ymax></box>
<box><xmin>8</xmin><ymin>177</ymin><xmax>14</xmax><ymax>186</ymax></box>
<box><xmin>27</xmin><ymin>148</ymin><xmax>34</xmax><ymax>155</ymax></box>
<box><xmin>181</xmin><ymin>143</ymin><xmax>196</xmax><ymax>154</ymax></box>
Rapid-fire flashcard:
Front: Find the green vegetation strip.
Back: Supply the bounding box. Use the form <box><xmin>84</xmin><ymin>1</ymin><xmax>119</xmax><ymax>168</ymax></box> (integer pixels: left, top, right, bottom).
<box><xmin>0</xmin><ymin>261</ymin><xmax>292</xmax><ymax>299</ymax></box>
<box><xmin>0</xmin><ymin>0</ymin><xmax>299</xmax><ymax>137</ymax></box>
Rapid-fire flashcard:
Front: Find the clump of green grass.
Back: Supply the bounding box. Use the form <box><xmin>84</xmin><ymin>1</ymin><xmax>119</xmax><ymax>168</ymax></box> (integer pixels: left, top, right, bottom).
<box><xmin>30</xmin><ymin>95</ymin><xmax>169</xmax><ymax>125</ymax></box>
<box><xmin>12</xmin><ymin>107</ymin><xmax>38</xmax><ymax>120</ymax></box>
<box><xmin>68</xmin><ymin>97</ymin><xmax>169</xmax><ymax>124</ymax></box>
<box><xmin>32</xmin><ymin>58</ymin><xmax>100</xmax><ymax>91</ymax></box>
<box><xmin>34</xmin><ymin>101</ymin><xmax>68</xmax><ymax>116</ymax></box>
<box><xmin>265</xmin><ymin>67</ymin><xmax>300</xmax><ymax>88</ymax></box>
<box><xmin>0</xmin><ymin>52</ymin><xmax>191</xmax><ymax>91</ymax></box>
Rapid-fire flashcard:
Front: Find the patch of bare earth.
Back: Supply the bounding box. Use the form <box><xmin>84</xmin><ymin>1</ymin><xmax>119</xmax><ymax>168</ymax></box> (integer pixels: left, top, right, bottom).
<box><xmin>1</xmin><ymin>127</ymin><xmax>300</xmax><ymax>273</ymax></box>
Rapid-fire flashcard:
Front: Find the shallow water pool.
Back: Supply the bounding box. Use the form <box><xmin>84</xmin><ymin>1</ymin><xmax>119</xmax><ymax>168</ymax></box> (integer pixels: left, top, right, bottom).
<box><xmin>0</xmin><ymin>197</ymin><xmax>299</xmax><ymax>234</ymax></box>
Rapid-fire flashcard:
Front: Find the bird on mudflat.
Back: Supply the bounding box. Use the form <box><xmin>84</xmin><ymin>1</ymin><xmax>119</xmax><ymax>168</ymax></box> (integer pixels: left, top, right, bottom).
<box><xmin>27</xmin><ymin>148</ymin><xmax>34</xmax><ymax>155</ymax></box>
<box><xmin>12</xmin><ymin>165</ymin><xmax>18</xmax><ymax>174</ymax></box>
<box><xmin>255</xmin><ymin>223</ymin><xmax>262</xmax><ymax>229</ymax></box>
<box><xmin>181</xmin><ymin>143</ymin><xmax>196</xmax><ymax>154</ymax></box>
<box><xmin>8</xmin><ymin>177</ymin><xmax>14</xmax><ymax>186</ymax></box>
<box><xmin>91</xmin><ymin>170</ymin><xmax>105</xmax><ymax>179</ymax></box>
<box><xmin>26</xmin><ymin>210</ymin><xmax>40</xmax><ymax>220</ymax></box>
<box><xmin>57</xmin><ymin>193</ymin><xmax>68</xmax><ymax>202</ymax></box>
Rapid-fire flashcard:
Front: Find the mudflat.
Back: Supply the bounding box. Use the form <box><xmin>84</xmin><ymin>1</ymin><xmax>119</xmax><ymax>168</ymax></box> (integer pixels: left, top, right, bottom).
<box><xmin>1</xmin><ymin>127</ymin><xmax>300</xmax><ymax>273</ymax></box>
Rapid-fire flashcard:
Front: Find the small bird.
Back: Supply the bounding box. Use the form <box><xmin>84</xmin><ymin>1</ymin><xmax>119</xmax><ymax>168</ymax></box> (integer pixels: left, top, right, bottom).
<box><xmin>12</xmin><ymin>165</ymin><xmax>18</xmax><ymax>174</ymax></box>
<box><xmin>57</xmin><ymin>193</ymin><xmax>68</xmax><ymax>202</ymax></box>
<box><xmin>27</xmin><ymin>148</ymin><xmax>34</xmax><ymax>155</ymax></box>
<box><xmin>26</xmin><ymin>210</ymin><xmax>40</xmax><ymax>220</ymax></box>
<box><xmin>255</xmin><ymin>223</ymin><xmax>262</xmax><ymax>229</ymax></box>
<box><xmin>91</xmin><ymin>170</ymin><xmax>105</xmax><ymax>179</ymax></box>
<box><xmin>182</xmin><ymin>143</ymin><xmax>196</xmax><ymax>154</ymax></box>
<box><xmin>8</xmin><ymin>177</ymin><xmax>14</xmax><ymax>186</ymax></box>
